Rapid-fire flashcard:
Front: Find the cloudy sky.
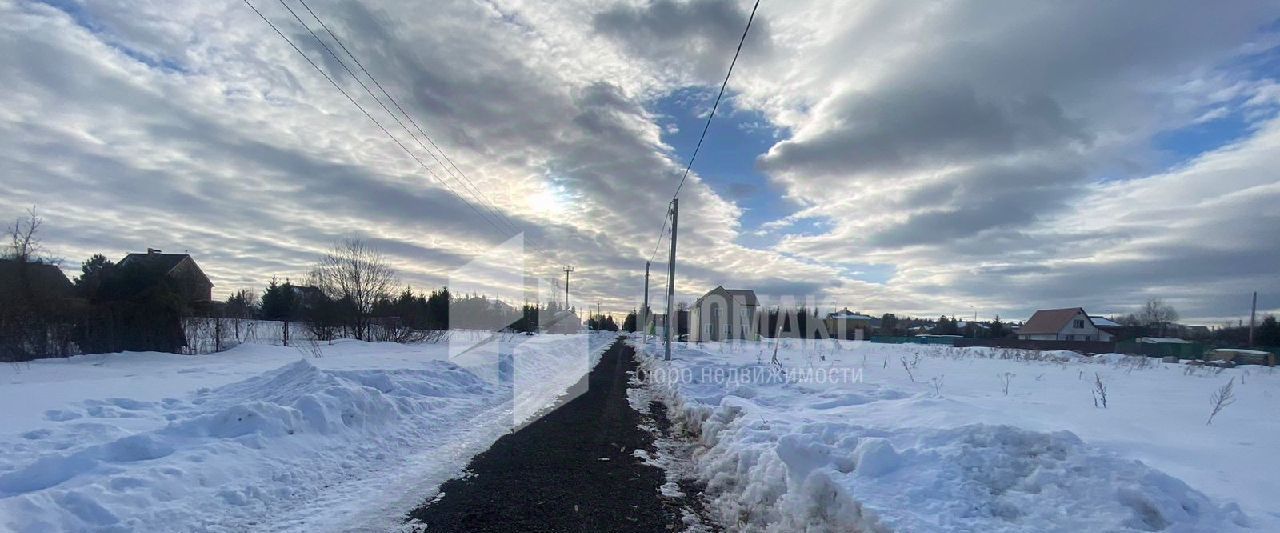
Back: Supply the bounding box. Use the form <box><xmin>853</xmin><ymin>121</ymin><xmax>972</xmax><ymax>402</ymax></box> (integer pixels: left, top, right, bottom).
<box><xmin>2</xmin><ymin>0</ymin><xmax>1278</xmax><ymax>324</ymax></box>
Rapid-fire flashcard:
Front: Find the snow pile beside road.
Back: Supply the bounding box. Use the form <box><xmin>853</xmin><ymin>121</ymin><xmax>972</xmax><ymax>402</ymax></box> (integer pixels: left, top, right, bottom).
<box><xmin>633</xmin><ymin>338</ymin><xmax>1277</xmax><ymax>532</ymax></box>
<box><xmin>0</xmin><ymin>332</ymin><xmax>616</xmax><ymax>532</ymax></box>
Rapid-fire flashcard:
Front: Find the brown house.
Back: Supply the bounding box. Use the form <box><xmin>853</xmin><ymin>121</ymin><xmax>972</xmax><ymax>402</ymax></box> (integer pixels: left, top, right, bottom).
<box><xmin>118</xmin><ymin>249</ymin><xmax>213</xmax><ymax>304</ymax></box>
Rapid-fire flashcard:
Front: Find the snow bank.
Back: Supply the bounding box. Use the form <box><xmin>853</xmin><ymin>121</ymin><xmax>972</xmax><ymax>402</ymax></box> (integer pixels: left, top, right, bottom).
<box><xmin>633</xmin><ymin>338</ymin><xmax>1278</xmax><ymax>532</ymax></box>
<box><xmin>0</xmin><ymin>332</ymin><xmax>617</xmax><ymax>532</ymax></box>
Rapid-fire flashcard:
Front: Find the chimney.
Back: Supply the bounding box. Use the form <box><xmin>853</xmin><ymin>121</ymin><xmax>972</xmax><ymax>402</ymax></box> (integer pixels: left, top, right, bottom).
<box><xmin>147</xmin><ymin>248</ymin><xmax>162</xmax><ymax>255</ymax></box>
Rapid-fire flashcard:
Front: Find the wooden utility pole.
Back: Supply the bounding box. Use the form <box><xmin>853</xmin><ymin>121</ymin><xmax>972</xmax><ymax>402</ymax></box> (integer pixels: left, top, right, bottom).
<box><xmin>642</xmin><ymin>260</ymin><xmax>651</xmax><ymax>343</ymax></box>
<box><xmin>1249</xmin><ymin>291</ymin><xmax>1258</xmax><ymax>347</ymax></box>
<box><xmin>562</xmin><ymin>265</ymin><xmax>574</xmax><ymax>312</ymax></box>
<box><xmin>665</xmin><ymin>199</ymin><xmax>678</xmax><ymax>361</ymax></box>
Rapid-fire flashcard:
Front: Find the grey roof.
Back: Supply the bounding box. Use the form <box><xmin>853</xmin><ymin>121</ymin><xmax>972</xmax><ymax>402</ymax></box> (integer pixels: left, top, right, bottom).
<box><xmin>694</xmin><ymin>286</ymin><xmax>759</xmax><ymax>307</ymax></box>
<box><xmin>1089</xmin><ymin>315</ymin><xmax>1122</xmax><ymax>328</ymax></box>
<box><xmin>828</xmin><ymin>310</ymin><xmax>875</xmax><ymax>320</ymax></box>
<box><xmin>119</xmin><ymin>253</ymin><xmax>191</xmax><ymax>274</ymax></box>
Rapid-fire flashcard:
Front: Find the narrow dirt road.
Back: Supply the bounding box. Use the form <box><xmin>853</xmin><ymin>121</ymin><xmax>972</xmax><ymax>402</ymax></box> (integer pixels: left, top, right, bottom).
<box><xmin>407</xmin><ymin>339</ymin><xmax>692</xmax><ymax>532</ymax></box>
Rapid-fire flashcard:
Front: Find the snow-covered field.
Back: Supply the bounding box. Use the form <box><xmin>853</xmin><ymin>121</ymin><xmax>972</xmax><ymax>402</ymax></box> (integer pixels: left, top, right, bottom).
<box><xmin>0</xmin><ymin>331</ymin><xmax>616</xmax><ymax>532</ymax></box>
<box><xmin>632</xmin><ymin>336</ymin><xmax>1280</xmax><ymax>532</ymax></box>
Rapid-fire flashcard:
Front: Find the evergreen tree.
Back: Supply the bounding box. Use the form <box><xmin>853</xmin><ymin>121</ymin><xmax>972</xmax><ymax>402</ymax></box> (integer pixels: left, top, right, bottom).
<box><xmin>260</xmin><ymin>278</ymin><xmax>296</xmax><ymax>321</ymax></box>
<box><xmin>73</xmin><ymin>254</ymin><xmax>115</xmax><ymax>298</ymax></box>
<box><xmin>990</xmin><ymin>315</ymin><xmax>1006</xmax><ymax>338</ymax></box>
<box><xmin>225</xmin><ymin>289</ymin><xmax>258</xmax><ymax>319</ymax></box>
<box><xmin>1257</xmin><ymin>315</ymin><xmax>1280</xmax><ymax>346</ymax></box>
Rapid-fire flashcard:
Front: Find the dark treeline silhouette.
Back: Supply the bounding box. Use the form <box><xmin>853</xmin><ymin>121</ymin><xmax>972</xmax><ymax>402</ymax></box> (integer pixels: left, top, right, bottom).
<box><xmin>586</xmin><ymin>314</ymin><xmax>618</xmax><ymax>331</ymax></box>
<box><xmin>1</xmin><ymin>214</ymin><xmax>587</xmax><ymax>359</ymax></box>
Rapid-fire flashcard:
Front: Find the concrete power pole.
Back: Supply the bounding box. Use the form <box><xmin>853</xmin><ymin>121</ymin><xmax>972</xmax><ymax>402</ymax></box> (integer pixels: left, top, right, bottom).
<box><xmin>642</xmin><ymin>260</ymin><xmax>651</xmax><ymax>343</ymax></box>
<box><xmin>665</xmin><ymin>199</ymin><xmax>678</xmax><ymax>361</ymax></box>
<box><xmin>1249</xmin><ymin>291</ymin><xmax>1258</xmax><ymax>347</ymax></box>
<box><xmin>562</xmin><ymin>265</ymin><xmax>574</xmax><ymax>313</ymax></box>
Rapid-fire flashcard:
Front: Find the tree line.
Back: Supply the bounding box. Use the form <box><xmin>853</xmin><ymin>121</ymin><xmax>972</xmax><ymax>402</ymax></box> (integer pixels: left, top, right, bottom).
<box><xmin>1</xmin><ymin>211</ymin><xmax>606</xmax><ymax>361</ymax></box>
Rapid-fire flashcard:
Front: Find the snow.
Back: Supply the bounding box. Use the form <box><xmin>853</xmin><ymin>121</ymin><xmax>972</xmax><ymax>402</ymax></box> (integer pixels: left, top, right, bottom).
<box><xmin>631</xmin><ymin>337</ymin><xmax>1280</xmax><ymax>532</ymax></box>
<box><xmin>0</xmin><ymin>331</ymin><xmax>617</xmax><ymax>532</ymax></box>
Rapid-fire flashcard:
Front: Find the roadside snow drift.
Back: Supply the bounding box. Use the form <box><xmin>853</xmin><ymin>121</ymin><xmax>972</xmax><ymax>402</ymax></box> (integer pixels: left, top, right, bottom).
<box><xmin>633</xmin><ymin>338</ymin><xmax>1278</xmax><ymax>532</ymax></box>
<box><xmin>0</xmin><ymin>332</ymin><xmax>616</xmax><ymax>532</ymax></box>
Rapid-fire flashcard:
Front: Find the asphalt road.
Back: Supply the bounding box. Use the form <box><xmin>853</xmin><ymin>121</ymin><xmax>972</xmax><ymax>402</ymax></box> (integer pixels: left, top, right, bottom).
<box><xmin>407</xmin><ymin>339</ymin><xmax>691</xmax><ymax>532</ymax></box>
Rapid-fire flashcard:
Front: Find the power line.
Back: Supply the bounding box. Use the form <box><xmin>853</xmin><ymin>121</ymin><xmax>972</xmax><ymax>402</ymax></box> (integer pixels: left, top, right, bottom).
<box><xmin>283</xmin><ymin>0</ymin><xmax>572</xmax><ymax>277</ymax></box>
<box><xmin>274</xmin><ymin>0</ymin><xmax>518</xmax><ymax>236</ymax></box>
<box><xmin>646</xmin><ymin>0</ymin><xmax>761</xmax><ymax>263</ymax></box>
<box><xmin>289</xmin><ymin>0</ymin><xmax>519</xmax><ymax>237</ymax></box>
<box><xmin>672</xmin><ymin>0</ymin><xmax>760</xmax><ymax>200</ymax></box>
<box><xmin>241</xmin><ymin>0</ymin><xmax>514</xmax><ymax>241</ymax></box>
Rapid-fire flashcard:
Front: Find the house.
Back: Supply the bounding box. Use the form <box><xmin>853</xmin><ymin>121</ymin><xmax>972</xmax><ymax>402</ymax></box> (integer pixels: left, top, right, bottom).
<box><xmin>118</xmin><ymin>249</ymin><xmax>213</xmax><ymax>304</ymax></box>
<box><xmin>0</xmin><ymin>259</ymin><xmax>73</xmax><ymax>303</ymax></box>
<box><xmin>1017</xmin><ymin>308</ymin><xmax>1113</xmax><ymax>342</ymax></box>
<box><xmin>1088</xmin><ymin>315</ymin><xmax>1124</xmax><ymax>338</ymax></box>
<box><xmin>689</xmin><ymin>286</ymin><xmax>759</xmax><ymax>342</ymax></box>
<box><xmin>289</xmin><ymin>284</ymin><xmax>325</xmax><ymax>307</ymax></box>
<box><xmin>825</xmin><ymin>309</ymin><xmax>876</xmax><ymax>339</ymax></box>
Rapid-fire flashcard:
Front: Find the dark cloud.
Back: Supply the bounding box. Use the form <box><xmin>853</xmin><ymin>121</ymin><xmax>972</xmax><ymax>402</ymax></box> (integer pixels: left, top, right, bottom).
<box><xmin>592</xmin><ymin>0</ymin><xmax>772</xmax><ymax>83</ymax></box>
<box><xmin>762</xmin><ymin>84</ymin><xmax>1088</xmax><ymax>179</ymax></box>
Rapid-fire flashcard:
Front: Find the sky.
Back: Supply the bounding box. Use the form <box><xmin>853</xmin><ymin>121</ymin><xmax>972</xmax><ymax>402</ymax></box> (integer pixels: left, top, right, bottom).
<box><xmin>2</xmin><ymin>0</ymin><xmax>1279</xmax><ymax>324</ymax></box>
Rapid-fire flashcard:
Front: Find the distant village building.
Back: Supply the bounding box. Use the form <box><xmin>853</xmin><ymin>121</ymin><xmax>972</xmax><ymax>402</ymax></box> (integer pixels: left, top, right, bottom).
<box><xmin>824</xmin><ymin>309</ymin><xmax>876</xmax><ymax>339</ymax></box>
<box><xmin>1088</xmin><ymin>315</ymin><xmax>1124</xmax><ymax>338</ymax></box>
<box><xmin>118</xmin><ymin>249</ymin><xmax>213</xmax><ymax>304</ymax></box>
<box><xmin>288</xmin><ymin>284</ymin><xmax>325</xmax><ymax>308</ymax></box>
<box><xmin>1017</xmin><ymin>308</ymin><xmax>1114</xmax><ymax>342</ymax></box>
<box><xmin>689</xmin><ymin>286</ymin><xmax>758</xmax><ymax>342</ymax></box>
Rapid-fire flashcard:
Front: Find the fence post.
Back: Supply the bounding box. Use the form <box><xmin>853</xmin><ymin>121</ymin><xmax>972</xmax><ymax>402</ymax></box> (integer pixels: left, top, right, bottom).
<box><xmin>283</xmin><ymin>319</ymin><xmax>289</xmax><ymax>347</ymax></box>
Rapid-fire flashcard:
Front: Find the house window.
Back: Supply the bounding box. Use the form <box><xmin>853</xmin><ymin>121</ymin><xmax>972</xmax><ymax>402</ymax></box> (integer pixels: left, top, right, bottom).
<box><xmin>1074</xmin><ymin>319</ymin><xmax>1084</xmax><ymax>329</ymax></box>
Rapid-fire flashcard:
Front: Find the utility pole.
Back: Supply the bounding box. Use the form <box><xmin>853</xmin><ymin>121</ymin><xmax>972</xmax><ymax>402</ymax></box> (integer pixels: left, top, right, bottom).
<box><xmin>562</xmin><ymin>265</ymin><xmax>574</xmax><ymax>313</ymax></box>
<box><xmin>1249</xmin><ymin>291</ymin><xmax>1258</xmax><ymax>347</ymax></box>
<box><xmin>642</xmin><ymin>260</ymin><xmax>651</xmax><ymax>343</ymax></box>
<box><xmin>665</xmin><ymin>199</ymin><xmax>678</xmax><ymax>361</ymax></box>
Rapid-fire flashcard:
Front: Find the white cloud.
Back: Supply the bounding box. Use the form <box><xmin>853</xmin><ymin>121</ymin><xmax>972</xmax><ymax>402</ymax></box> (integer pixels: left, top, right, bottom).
<box><xmin>1</xmin><ymin>0</ymin><xmax>1277</xmax><ymax>322</ymax></box>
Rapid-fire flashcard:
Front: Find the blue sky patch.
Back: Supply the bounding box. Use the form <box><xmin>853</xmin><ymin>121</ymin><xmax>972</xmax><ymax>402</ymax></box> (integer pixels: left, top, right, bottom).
<box><xmin>31</xmin><ymin>0</ymin><xmax>188</xmax><ymax>75</ymax></box>
<box><xmin>1153</xmin><ymin>109</ymin><xmax>1255</xmax><ymax>165</ymax></box>
<box><xmin>651</xmin><ymin>87</ymin><xmax>801</xmax><ymax>246</ymax></box>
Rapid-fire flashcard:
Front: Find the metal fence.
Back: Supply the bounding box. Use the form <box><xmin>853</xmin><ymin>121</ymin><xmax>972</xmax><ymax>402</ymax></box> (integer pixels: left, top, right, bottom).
<box><xmin>1113</xmin><ymin>341</ymin><xmax>1207</xmax><ymax>360</ymax></box>
<box><xmin>181</xmin><ymin>318</ymin><xmax>316</xmax><ymax>354</ymax></box>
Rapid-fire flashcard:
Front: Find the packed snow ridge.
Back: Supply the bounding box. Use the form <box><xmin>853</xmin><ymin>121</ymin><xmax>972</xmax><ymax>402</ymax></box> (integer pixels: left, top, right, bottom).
<box><xmin>632</xmin><ymin>337</ymin><xmax>1278</xmax><ymax>532</ymax></box>
<box><xmin>0</xmin><ymin>332</ymin><xmax>617</xmax><ymax>532</ymax></box>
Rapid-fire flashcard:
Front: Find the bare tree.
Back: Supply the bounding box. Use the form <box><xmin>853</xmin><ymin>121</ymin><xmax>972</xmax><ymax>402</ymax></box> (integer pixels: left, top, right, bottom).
<box><xmin>309</xmin><ymin>239</ymin><xmax>397</xmax><ymax>341</ymax></box>
<box><xmin>2</xmin><ymin>208</ymin><xmax>72</xmax><ymax>361</ymax></box>
<box><xmin>5</xmin><ymin>207</ymin><xmax>45</xmax><ymax>263</ymax></box>
<box><xmin>1137</xmin><ymin>298</ymin><xmax>1179</xmax><ymax>336</ymax></box>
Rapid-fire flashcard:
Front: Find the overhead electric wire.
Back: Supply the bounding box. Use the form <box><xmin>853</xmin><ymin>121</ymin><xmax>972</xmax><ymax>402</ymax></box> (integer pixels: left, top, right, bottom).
<box><xmin>241</xmin><ymin>0</ymin><xmax>515</xmax><ymax>243</ymax></box>
<box><xmin>290</xmin><ymin>0</ymin><xmax>519</xmax><ymax>237</ymax></box>
<box><xmin>646</xmin><ymin>0</ymin><xmax>761</xmax><ymax>264</ymax></box>
<box><xmin>272</xmin><ymin>0</ymin><xmax>518</xmax><ymax>237</ymax></box>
